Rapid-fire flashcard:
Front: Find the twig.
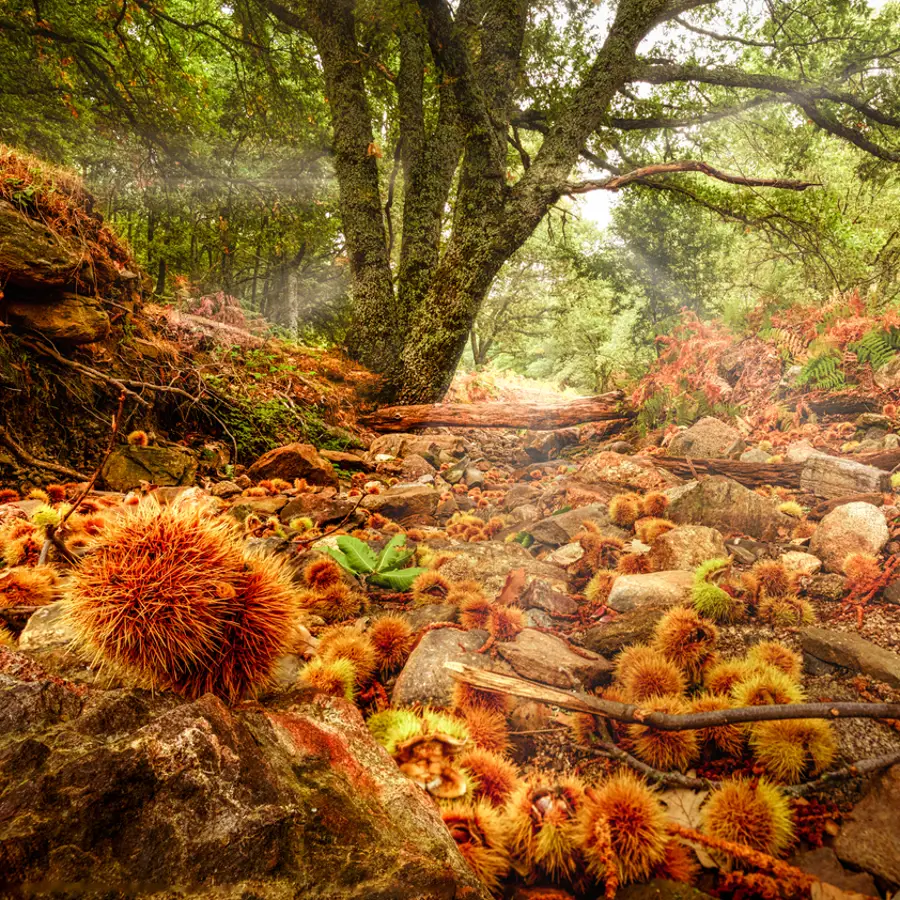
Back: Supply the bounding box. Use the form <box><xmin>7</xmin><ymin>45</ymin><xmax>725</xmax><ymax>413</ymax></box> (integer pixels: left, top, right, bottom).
<box><xmin>786</xmin><ymin>750</ymin><xmax>900</xmax><ymax>795</ymax></box>
<box><xmin>59</xmin><ymin>393</ymin><xmax>126</xmax><ymax>528</ymax></box>
<box><xmin>0</xmin><ymin>426</ymin><xmax>89</xmax><ymax>480</ymax></box>
<box><xmin>593</xmin><ymin>740</ymin><xmax>714</xmax><ymax>789</ymax></box>
<box><xmin>445</xmin><ymin>663</ymin><xmax>900</xmax><ymax>727</ymax></box>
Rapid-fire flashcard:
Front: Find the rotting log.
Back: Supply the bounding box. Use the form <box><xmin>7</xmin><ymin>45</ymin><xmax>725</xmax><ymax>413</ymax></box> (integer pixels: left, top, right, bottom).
<box><xmin>445</xmin><ymin>663</ymin><xmax>900</xmax><ymax>728</ymax></box>
<box><xmin>653</xmin><ymin>456</ymin><xmax>804</xmax><ymax>489</ymax></box>
<box><xmin>360</xmin><ymin>391</ymin><xmax>633</xmax><ymax>432</ymax></box>
<box><xmin>799</xmin><ymin>454</ymin><xmax>891</xmax><ymax>499</ymax></box>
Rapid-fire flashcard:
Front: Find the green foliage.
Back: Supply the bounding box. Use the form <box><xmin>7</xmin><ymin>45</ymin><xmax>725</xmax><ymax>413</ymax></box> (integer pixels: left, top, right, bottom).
<box><xmin>850</xmin><ymin>328</ymin><xmax>900</xmax><ymax>369</ymax></box>
<box><xmin>796</xmin><ymin>350</ymin><xmax>846</xmax><ymax>391</ymax></box>
<box><xmin>635</xmin><ymin>387</ymin><xmax>742</xmax><ymax>434</ymax></box>
<box><xmin>323</xmin><ymin>534</ymin><xmax>426</xmax><ymax>592</ymax></box>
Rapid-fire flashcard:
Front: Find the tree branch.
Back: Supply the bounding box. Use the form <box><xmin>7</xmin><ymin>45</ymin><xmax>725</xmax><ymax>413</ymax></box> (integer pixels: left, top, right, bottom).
<box><xmin>564</xmin><ymin>160</ymin><xmax>819</xmax><ymax>193</ymax></box>
<box><xmin>446</xmin><ymin>663</ymin><xmax>900</xmax><ymax>727</ymax></box>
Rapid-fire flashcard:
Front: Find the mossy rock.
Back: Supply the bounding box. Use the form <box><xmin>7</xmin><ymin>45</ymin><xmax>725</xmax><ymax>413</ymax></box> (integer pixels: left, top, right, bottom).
<box><xmin>102</xmin><ymin>445</ymin><xmax>198</xmax><ymax>491</ymax></box>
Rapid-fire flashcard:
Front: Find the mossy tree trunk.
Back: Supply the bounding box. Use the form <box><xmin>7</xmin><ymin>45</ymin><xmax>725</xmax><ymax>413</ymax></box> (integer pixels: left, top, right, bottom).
<box><xmin>257</xmin><ymin>0</ymin><xmax>808</xmax><ymax>402</ymax></box>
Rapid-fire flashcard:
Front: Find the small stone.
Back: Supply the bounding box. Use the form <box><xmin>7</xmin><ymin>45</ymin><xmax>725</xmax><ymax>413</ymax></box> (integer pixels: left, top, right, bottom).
<box><xmin>802</xmin><ymin>573</ymin><xmax>846</xmax><ymax>603</ymax></box>
<box><xmin>209</xmin><ymin>480</ymin><xmax>242</xmax><ymax>498</ymax></box>
<box><xmin>544</xmin><ymin>542</ymin><xmax>585</xmax><ymax>567</ymax></box>
<box><xmin>884</xmin><ymin>581</ymin><xmax>900</xmax><ymax>606</ymax></box>
<box><xmin>527</xmin><ymin>503</ymin><xmax>626</xmax><ymax>547</ymax></box>
<box><xmin>740</xmin><ymin>448</ymin><xmax>771</xmax><ymax>463</ymax></box>
<box><xmin>248</xmin><ymin>443</ymin><xmax>338</xmax><ymax>488</ymax></box>
<box><xmin>522</xmin><ymin>609</ymin><xmax>553</xmax><ymax>628</ymax></box>
<box><xmin>393</xmin><ymin>628</ymin><xmax>511</xmax><ymax>707</ymax></box>
<box><xmin>667</xmin><ymin>417</ymin><xmax>745</xmax><ymax>459</ymax></box>
<box><xmin>102</xmin><ymin>446</ymin><xmax>197</xmax><ymax>492</ymax></box>
<box><xmin>809</xmin><ymin>502</ymin><xmax>889</xmax><ymax>573</ymax></box>
<box><xmin>856</xmin><ymin>412</ymin><xmax>892</xmax><ymax>430</ymax></box>
<box><xmin>401</xmin><ymin>603</ymin><xmax>458</xmax><ymax>631</ymax></box>
<box><xmin>781</xmin><ymin>551</ymin><xmax>822</xmax><ymax>577</ymax></box>
<box><xmin>648</xmin><ymin>525</ymin><xmax>727</xmax><ymax>571</ymax></box>
<box><xmin>520</xmin><ymin>580</ymin><xmax>579</xmax><ymax>617</ymax></box>
<box><xmin>790</xmin><ymin>847</ymin><xmax>880</xmax><ymax>898</ymax></box>
<box><xmin>399</xmin><ymin>453</ymin><xmax>436</xmax><ymax>481</ymax></box>
<box><xmin>496</xmin><ymin>629</ymin><xmax>612</xmax><ymax>690</ymax></box>
<box><xmin>503</xmin><ymin>484</ymin><xmax>542</xmax><ymax>510</ymax></box>
<box><xmin>361</xmin><ymin>485</ymin><xmax>440</xmax><ymax>521</ymax></box>
<box><xmin>784</xmin><ymin>440</ymin><xmax>820</xmax><ymax>464</ymax></box>
<box><xmin>666</xmin><ymin>476</ymin><xmax>792</xmax><ymax>541</ymax></box>
<box><xmin>280</xmin><ymin>493</ymin><xmax>360</xmax><ymax>526</ymax></box>
<box><xmin>606</xmin><ymin>571</ymin><xmax>693</xmax><ymax>613</ymax></box>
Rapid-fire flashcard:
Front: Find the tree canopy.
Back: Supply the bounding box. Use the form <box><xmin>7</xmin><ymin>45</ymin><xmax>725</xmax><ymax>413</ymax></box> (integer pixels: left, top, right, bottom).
<box><xmin>3</xmin><ymin>0</ymin><xmax>900</xmax><ymax>400</ymax></box>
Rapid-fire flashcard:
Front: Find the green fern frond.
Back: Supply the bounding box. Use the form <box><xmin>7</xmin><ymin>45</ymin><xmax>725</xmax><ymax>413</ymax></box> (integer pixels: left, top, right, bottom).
<box><xmin>796</xmin><ymin>350</ymin><xmax>845</xmax><ymax>391</ymax></box>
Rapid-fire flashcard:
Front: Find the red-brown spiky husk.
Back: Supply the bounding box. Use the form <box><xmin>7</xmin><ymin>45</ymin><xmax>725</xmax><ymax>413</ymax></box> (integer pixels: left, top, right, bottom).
<box><xmin>369</xmin><ymin>615</ymin><xmax>414</xmax><ymax>672</ymax></box>
<box><xmin>46</xmin><ymin>484</ymin><xmax>68</xmax><ymax>503</ymax></box>
<box><xmin>453</xmin><ymin>681</ymin><xmax>512</xmax><ymax>715</ymax></box>
<box><xmin>0</xmin><ymin>489</ymin><xmax>20</xmax><ymax>504</ymax></box>
<box><xmin>640</xmin><ymin>492</ymin><xmax>669</xmax><ymax>518</ymax></box>
<box><xmin>460</xmin><ymin>594</ymin><xmax>493</xmax><ymax>630</ymax></box>
<box><xmin>459</xmin><ymin>748</ymin><xmax>519</xmax><ymax>806</ymax></box>
<box><xmin>0</xmin><ymin>565</ymin><xmax>59</xmax><ymax>608</ymax></box>
<box><xmin>68</xmin><ymin>502</ymin><xmax>299</xmax><ymax>702</ymax></box>
<box><xmin>304</xmin><ymin>557</ymin><xmax>344</xmax><ymax>590</ymax></box>
<box><xmin>463</xmin><ymin>704</ymin><xmax>510</xmax><ymax>754</ymax></box>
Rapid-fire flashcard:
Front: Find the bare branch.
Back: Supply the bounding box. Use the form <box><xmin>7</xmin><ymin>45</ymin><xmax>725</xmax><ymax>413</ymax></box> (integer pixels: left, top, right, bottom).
<box><xmin>446</xmin><ymin>663</ymin><xmax>900</xmax><ymax>727</ymax></box>
<box><xmin>563</xmin><ymin>160</ymin><xmax>819</xmax><ymax>194</ymax></box>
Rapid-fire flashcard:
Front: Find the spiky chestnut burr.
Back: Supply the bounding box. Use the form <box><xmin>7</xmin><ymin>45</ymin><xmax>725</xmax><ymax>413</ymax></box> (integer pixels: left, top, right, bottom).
<box><xmin>411</xmin><ymin>569</ymin><xmax>451</xmax><ymax>604</ymax></box>
<box><xmin>298</xmin><ymin>657</ymin><xmax>357</xmax><ymax>701</ymax></box>
<box><xmin>303</xmin><ymin>557</ymin><xmax>344</xmax><ymax>590</ymax></box>
<box><xmin>503</xmin><ymin>774</ymin><xmax>586</xmax><ymax>883</ymax></box>
<box><xmin>692</xmin><ymin>558</ymin><xmax>745</xmax><ymax>624</ymax></box>
<box><xmin>442</xmin><ymin>800</ymin><xmax>511</xmax><ymax>894</ymax></box>
<box><xmin>640</xmin><ymin>492</ymin><xmax>669</xmax><ymax>518</ymax></box>
<box><xmin>317</xmin><ymin>626</ymin><xmax>377</xmax><ymax>685</ymax></box>
<box><xmin>460</xmin><ymin>593</ymin><xmax>493</xmax><ymax>630</ymax></box>
<box><xmin>731</xmin><ymin>665</ymin><xmax>805</xmax><ymax>708</ymax></box>
<box><xmin>459</xmin><ymin>748</ymin><xmax>519</xmax><ymax>806</ymax></box>
<box><xmin>690</xmin><ymin>692</ymin><xmax>745</xmax><ymax>757</ymax></box>
<box><xmin>758</xmin><ymin>593</ymin><xmax>815</xmax><ymax>626</ymax></box>
<box><xmin>584</xmin><ymin>570</ymin><xmax>616</xmax><ymax>608</ymax></box>
<box><xmin>453</xmin><ymin>681</ymin><xmax>512</xmax><ymax>715</ymax></box>
<box><xmin>67</xmin><ymin>502</ymin><xmax>300</xmax><ymax>702</ymax></box>
<box><xmin>369</xmin><ymin>614</ymin><xmax>414</xmax><ymax>673</ymax></box>
<box><xmin>704</xmin><ymin>659</ymin><xmax>753</xmax><ymax>695</ymax></box>
<box><xmin>608</xmin><ymin>494</ymin><xmax>642</xmax><ymax>528</ymax></box>
<box><xmin>749</xmin><ymin>719</ymin><xmax>836</xmax><ymax>783</ymax></box>
<box><xmin>127</xmin><ymin>430</ymin><xmax>149</xmax><ymax>447</ymax></box>
<box><xmin>0</xmin><ymin>565</ymin><xmax>59</xmax><ymax>608</ymax></box>
<box><xmin>461</xmin><ymin>704</ymin><xmax>510</xmax><ymax>754</ymax></box>
<box><xmin>701</xmin><ymin>778</ymin><xmax>794</xmax><ymax>857</ymax></box>
<box><xmin>652</xmin><ymin>606</ymin><xmax>718</xmax><ymax>683</ymax></box>
<box><xmin>746</xmin><ymin>641</ymin><xmax>803</xmax><ymax>681</ymax></box>
<box><xmin>617</xmin><ymin>553</ymin><xmax>652</xmax><ymax>575</ymax></box>
<box><xmin>613</xmin><ymin>645</ymin><xmax>686</xmax><ymax>702</ymax></box>
<box><xmin>627</xmin><ymin>694</ymin><xmax>700</xmax><ymax>771</ymax></box>
<box><xmin>578</xmin><ymin>772</ymin><xmax>668</xmax><ymax>884</ymax></box>
<box><xmin>634</xmin><ymin>517</ymin><xmax>674</xmax><ymax>544</ymax></box>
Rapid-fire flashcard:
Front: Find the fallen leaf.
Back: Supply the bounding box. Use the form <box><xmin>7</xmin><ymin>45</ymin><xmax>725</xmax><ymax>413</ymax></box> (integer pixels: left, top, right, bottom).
<box><xmin>660</xmin><ymin>788</ymin><xmax>717</xmax><ymax>869</ymax></box>
<box><xmin>498</xmin><ymin>567</ymin><xmax>526</xmax><ymax>606</ymax></box>
<box><xmin>811</xmin><ymin>882</ymin><xmax>880</xmax><ymax>900</ymax></box>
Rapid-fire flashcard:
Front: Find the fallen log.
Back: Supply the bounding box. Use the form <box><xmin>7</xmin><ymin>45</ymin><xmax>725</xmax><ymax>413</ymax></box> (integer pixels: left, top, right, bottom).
<box><xmin>360</xmin><ymin>392</ymin><xmax>633</xmax><ymax>432</ymax></box>
<box><xmin>653</xmin><ymin>456</ymin><xmax>804</xmax><ymax>489</ymax></box>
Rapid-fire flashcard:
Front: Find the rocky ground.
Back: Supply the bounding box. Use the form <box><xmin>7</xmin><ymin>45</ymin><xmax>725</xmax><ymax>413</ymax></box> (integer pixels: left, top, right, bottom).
<box><xmin>1</xmin><ymin>412</ymin><xmax>900</xmax><ymax>900</ymax></box>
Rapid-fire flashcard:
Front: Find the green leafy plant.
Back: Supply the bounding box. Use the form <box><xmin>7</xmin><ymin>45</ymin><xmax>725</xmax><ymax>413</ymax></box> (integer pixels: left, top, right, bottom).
<box><xmin>323</xmin><ymin>534</ymin><xmax>427</xmax><ymax>591</ymax></box>
<box><xmin>851</xmin><ymin>327</ymin><xmax>900</xmax><ymax>369</ymax></box>
<box><xmin>796</xmin><ymin>349</ymin><xmax>845</xmax><ymax>390</ymax></box>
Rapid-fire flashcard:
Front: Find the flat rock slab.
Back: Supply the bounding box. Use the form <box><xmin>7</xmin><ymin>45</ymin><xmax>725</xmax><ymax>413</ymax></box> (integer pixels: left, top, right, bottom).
<box><xmin>368</xmin><ymin>433</ymin><xmax>465</xmax><ymax>463</ymax></box>
<box><xmin>496</xmin><ymin>628</ymin><xmax>611</xmax><ymax>690</ymax></box>
<box><xmin>667</xmin><ymin>416</ymin><xmax>745</xmax><ymax>459</ymax></box>
<box><xmin>576</xmin><ymin>452</ymin><xmax>679</xmax><ymax>491</ymax></box>
<box><xmin>436</xmin><ymin>540</ymin><xmax>567</xmax><ymax>597</ymax></box>
<box><xmin>582</xmin><ymin>600</ymin><xmax>679</xmax><ymax>658</ymax></box>
<box><xmin>834</xmin><ymin>763</ymin><xmax>900</xmax><ymax>884</ymax></box>
<box><xmin>527</xmin><ymin>503</ymin><xmax>627</xmax><ymax>546</ymax></box>
<box><xmin>393</xmin><ymin>627</ymin><xmax>512</xmax><ymax>707</ymax></box>
<box><xmin>0</xmin><ymin>650</ymin><xmax>490</xmax><ymax>900</ymax></box>
<box><xmin>606</xmin><ymin>571</ymin><xmax>693</xmax><ymax>614</ymax></box>
<box><xmin>800</xmin><ymin>453</ymin><xmax>891</xmax><ymax>499</ymax></box>
<box><xmin>666</xmin><ymin>476</ymin><xmax>792</xmax><ymax>541</ymax></box>
<box><xmin>102</xmin><ymin>445</ymin><xmax>198</xmax><ymax>492</ymax></box>
<box><xmin>800</xmin><ymin>626</ymin><xmax>900</xmax><ymax>688</ymax></box>
<box><xmin>6</xmin><ymin>291</ymin><xmax>110</xmax><ymax>344</ymax></box>
<box><xmin>790</xmin><ymin>847</ymin><xmax>879</xmax><ymax>898</ymax></box>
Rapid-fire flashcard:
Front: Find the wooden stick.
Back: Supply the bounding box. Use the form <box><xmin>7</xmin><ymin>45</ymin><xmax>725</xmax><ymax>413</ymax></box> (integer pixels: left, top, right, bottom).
<box><xmin>445</xmin><ymin>663</ymin><xmax>900</xmax><ymax>727</ymax></box>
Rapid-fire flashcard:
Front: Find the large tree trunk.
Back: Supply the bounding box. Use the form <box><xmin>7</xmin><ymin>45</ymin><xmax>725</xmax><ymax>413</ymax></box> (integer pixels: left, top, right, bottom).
<box><xmin>304</xmin><ymin>0</ymin><xmax>401</xmax><ymax>379</ymax></box>
<box><xmin>394</xmin><ymin>0</ymin><xmax>671</xmax><ymax>402</ymax></box>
